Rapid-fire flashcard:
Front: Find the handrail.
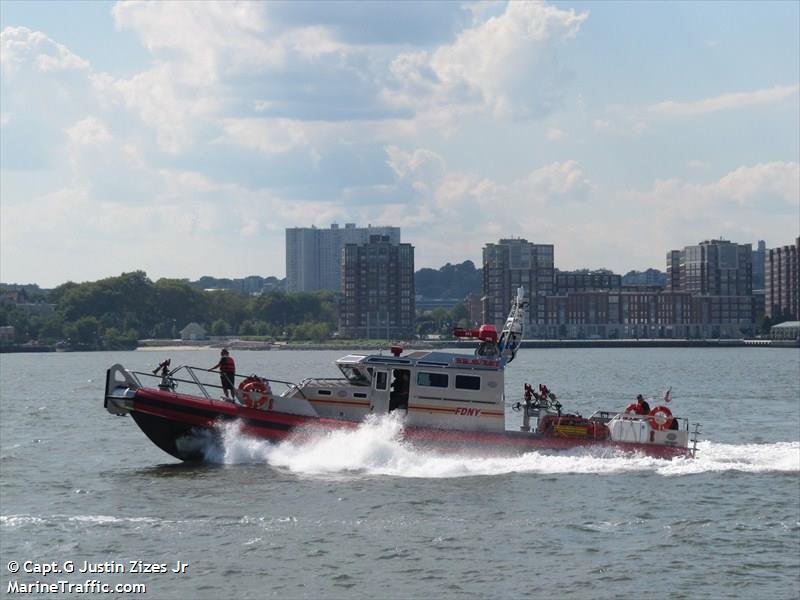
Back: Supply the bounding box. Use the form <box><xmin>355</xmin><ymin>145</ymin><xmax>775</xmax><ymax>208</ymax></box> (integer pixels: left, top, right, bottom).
<box><xmin>129</xmin><ymin>364</ymin><xmax>299</xmax><ymax>401</ymax></box>
<box><xmin>185</xmin><ymin>366</ymin><xmax>211</xmax><ymax>400</ymax></box>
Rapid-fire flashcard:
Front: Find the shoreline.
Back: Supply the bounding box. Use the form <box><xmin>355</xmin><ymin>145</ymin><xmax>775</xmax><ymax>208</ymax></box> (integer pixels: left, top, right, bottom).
<box><xmin>2</xmin><ymin>338</ymin><xmax>796</xmax><ymax>354</ymax></box>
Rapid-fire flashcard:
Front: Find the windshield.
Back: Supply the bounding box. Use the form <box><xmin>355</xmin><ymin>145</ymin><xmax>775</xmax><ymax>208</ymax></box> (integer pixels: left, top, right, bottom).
<box><xmin>338</xmin><ymin>365</ymin><xmax>371</xmax><ymax>386</ymax></box>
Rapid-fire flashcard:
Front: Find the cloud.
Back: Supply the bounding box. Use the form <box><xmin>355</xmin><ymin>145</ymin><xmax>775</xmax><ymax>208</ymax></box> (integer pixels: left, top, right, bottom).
<box><xmin>686</xmin><ymin>160</ymin><xmax>707</xmax><ymax>169</ymax></box>
<box><xmin>647</xmin><ymin>84</ymin><xmax>800</xmax><ymax>118</ymax></box>
<box><xmin>621</xmin><ymin>162</ymin><xmax>800</xmax><ymax>258</ymax></box>
<box><xmin>594</xmin><ymin>83</ymin><xmax>800</xmax><ymax>135</ymax></box>
<box><xmin>386</xmin><ymin>1</ymin><xmax>587</xmax><ymax>121</ymax></box>
<box><xmin>701</xmin><ymin>162</ymin><xmax>799</xmax><ymax>209</ymax></box>
<box><xmin>66</xmin><ymin>117</ymin><xmax>112</xmax><ymax>146</ymax></box>
<box><xmin>1</xmin><ymin>26</ymin><xmax>89</xmax><ymax>75</ymax></box>
<box><xmin>265</xmin><ymin>1</ymin><xmax>472</xmax><ymax>45</ymax></box>
<box><xmin>546</xmin><ymin>127</ymin><xmax>566</xmax><ymax>141</ymax></box>
<box><xmin>0</xmin><ymin>27</ymin><xmax>102</xmax><ymax>169</ymax></box>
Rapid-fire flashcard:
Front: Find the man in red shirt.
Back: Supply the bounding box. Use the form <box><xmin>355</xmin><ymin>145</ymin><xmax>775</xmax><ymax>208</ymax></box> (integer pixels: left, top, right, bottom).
<box><xmin>211</xmin><ymin>348</ymin><xmax>237</xmax><ymax>401</ymax></box>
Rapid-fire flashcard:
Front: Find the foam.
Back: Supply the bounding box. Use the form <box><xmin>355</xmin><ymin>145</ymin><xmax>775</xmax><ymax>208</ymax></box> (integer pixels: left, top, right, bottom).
<box><xmin>205</xmin><ymin>416</ymin><xmax>800</xmax><ymax>479</ymax></box>
<box><xmin>0</xmin><ymin>515</ymin><xmax>162</xmax><ymax>528</ymax></box>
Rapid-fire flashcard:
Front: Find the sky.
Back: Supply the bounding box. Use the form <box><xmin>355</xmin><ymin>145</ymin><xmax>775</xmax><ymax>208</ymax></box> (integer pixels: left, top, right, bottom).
<box><xmin>1</xmin><ymin>0</ymin><xmax>798</xmax><ymax>288</ymax></box>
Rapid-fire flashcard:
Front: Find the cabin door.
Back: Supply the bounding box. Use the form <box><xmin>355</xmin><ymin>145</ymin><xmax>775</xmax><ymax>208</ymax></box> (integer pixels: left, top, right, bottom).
<box><xmin>371</xmin><ymin>369</ymin><xmax>390</xmax><ymax>414</ymax></box>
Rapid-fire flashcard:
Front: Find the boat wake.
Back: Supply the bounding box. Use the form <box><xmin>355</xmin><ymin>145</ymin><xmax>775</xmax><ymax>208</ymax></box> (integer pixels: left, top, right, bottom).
<box><xmin>200</xmin><ymin>416</ymin><xmax>800</xmax><ymax>478</ymax></box>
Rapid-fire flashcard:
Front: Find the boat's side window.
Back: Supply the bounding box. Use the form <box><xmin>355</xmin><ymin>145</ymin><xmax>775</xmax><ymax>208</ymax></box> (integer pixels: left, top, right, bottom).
<box><xmin>375</xmin><ymin>371</ymin><xmax>388</xmax><ymax>391</ymax></box>
<box><xmin>417</xmin><ymin>372</ymin><xmax>448</xmax><ymax>388</ymax></box>
<box><xmin>455</xmin><ymin>375</ymin><xmax>481</xmax><ymax>391</ymax></box>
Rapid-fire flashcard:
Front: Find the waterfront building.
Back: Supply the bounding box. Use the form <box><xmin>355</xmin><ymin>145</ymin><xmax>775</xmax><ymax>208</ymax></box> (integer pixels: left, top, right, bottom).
<box><xmin>770</xmin><ymin>321</ymin><xmax>800</xmax><ymax>341</ymax></box>
<box><xmin>180</xmin><ymin>323</ymin><xmax>208</xmax><ymax>341</ymax></box>
<box><xmin>764</xmin><ymin>237</ymin><xmax>800</xmax><ymax>320</ymax></box>
<box><xmin>555</xmin><ymin>270</ymin><xmax>621</xmax><ymax>294</ymax></box>
<box><xmin>529</xmin><ymin>290</ymin><xmax>753</xmax><ymax>339</ymax></box>
<box><xmin>752</xmin><ymin>240</ymin><xmax>766</xmax><ymax>290</ymax></box>
<box><xmin>666</xmin><ymin>250</ymin><xmax>681</xmax><ymax>292</ymax></box>
<box><xmin>465</xmin><ymin>292</ymin><xmax>483</xmax><ymax>327</ymax></box>
<box><xmin>286</xmin><ymin>223</ymin><xmax>401</xmax><ymax>293</ymax></box>
<box><xmin>665</xmin><ymin>239</ymin><xmax>752</xmax><ymax>296</ymax></box>
<box><xmin>339</xmin><ymin>235</ymin><xmax>415</xmax><ymax>339</ymax></box>
<box><xmin>482</xmin><ymin>239</ymin><xmax>554</xmax><ymax>328</ymax></box>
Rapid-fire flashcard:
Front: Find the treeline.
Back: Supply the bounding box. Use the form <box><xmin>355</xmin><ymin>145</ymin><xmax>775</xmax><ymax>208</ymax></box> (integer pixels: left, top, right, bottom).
<box><xmin>0</xmin><ymin>271</ymin><xmax>335</xmax><ymax>349</ymax></box>
<box><xmin>415</xmin><ymin>260</ymin><xmax>482</xmax><ymax>298</ymax></box>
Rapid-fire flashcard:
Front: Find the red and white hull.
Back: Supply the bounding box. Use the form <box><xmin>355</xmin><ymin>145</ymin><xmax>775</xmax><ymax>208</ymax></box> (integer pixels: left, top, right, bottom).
<box><xmin>108</xmin><ymin>383</ymin><xmax>691</xmax><ymax>462</ymax></box>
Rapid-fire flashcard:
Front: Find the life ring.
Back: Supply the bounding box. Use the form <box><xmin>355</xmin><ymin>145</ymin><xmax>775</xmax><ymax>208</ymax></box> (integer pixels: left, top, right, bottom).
<box><xmin>624</xmin><ymin>403</ymin><xmax>640</xmax><ymax>414</ymax></box>
<box><xmin>648</xmin><ymin>405</ymin><xmax>674</xmax><ymax>430</ymax></box>
<box><xmin>238</xmin><ymin>376</ymin><xmax>272</xmax><ymax>409</ymax></box>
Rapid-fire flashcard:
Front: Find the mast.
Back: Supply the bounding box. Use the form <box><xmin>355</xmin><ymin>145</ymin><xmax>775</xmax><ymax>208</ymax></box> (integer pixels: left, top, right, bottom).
<box><xmin>497</xmin><ymin>287</ymin><xmax>527</xmax><ymax>363</ymax></box>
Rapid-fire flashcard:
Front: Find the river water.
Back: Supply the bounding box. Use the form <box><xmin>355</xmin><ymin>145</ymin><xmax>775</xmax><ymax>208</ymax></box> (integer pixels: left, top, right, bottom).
<box><xmin>1</xmin><ymin>348</ymin><xmax>798</xmax><ymax>599</ymax></box>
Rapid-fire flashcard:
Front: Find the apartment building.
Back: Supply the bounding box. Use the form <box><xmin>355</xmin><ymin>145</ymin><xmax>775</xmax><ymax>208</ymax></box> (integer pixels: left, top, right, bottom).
<box><xmin>338</xmin><ymin>235</ymin><xmax>415</xmax><ymax>339</ymax></box>
<box><xmin>765</xmin><ymin>237</ymin><xmax>800</xmax><ymax>320</ymax></box>
<box><xmin>482</xmin><ymin>239</ymin><xmax>554</xmax><ymax>328</ymax></box>
<box><xmin>666</xmin><ymin>239</ymin><xmax>752</xmax><ymax>296</ymax></box>
<box><xmin>286</xmin><ymin>223</ymin><xmax>400</xmax><ymax>292</ymax></box>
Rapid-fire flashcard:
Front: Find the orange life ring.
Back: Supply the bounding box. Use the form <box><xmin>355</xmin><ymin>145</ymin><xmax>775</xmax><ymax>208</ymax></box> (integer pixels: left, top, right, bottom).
<box><xmin>648</xmin><ymin>405</ymin><xmax>674</xmax><ymax>430</ymax></box>
<box><xmin>238</xmin><ymin>376</ymin><xmax>272</xmax><ymax>409</ymax></box>
<box><xmin>624</xmin><ymin>403</ymin><xmax>640</xmax><ymax>414</ymax></box>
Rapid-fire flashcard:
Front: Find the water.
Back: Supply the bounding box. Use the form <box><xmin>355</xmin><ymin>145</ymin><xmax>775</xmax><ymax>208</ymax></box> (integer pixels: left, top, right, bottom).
<box><xmin>1</xmin><ymin>348</ymin><xmax>798</xmax><ymax>599</ymax></box>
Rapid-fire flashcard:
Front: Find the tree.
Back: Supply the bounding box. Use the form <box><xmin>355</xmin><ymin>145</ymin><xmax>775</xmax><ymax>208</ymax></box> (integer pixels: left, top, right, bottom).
<box><xmin>64</xmin><ymin>316</ymin><xmax>101</xmax><ymax>347</ymax></box>
<box><xmin>239</xmin><ymin>320</ymin><xmax>256</xmax><ymax>336</ymax></box>
<box><xmin>211</xmin><ymin>319</ymin><xmax>231</xmax><ymax>336</ymax></box>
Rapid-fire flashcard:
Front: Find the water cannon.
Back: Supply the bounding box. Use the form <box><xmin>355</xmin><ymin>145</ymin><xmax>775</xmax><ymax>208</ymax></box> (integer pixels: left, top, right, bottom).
<box><xmin>152</xmin><ymin>359</ymin><xmax>171</xmax><ymax>377</ymax></box>
<box><xmin>153</xmin><ymin>359</ymin><xmax>177</xmax><ymax>391</ymax></box>
<box><xmin>389</xmin><ymin>345</ymin><xmax>403</xmax><ymax>357</ymax></box>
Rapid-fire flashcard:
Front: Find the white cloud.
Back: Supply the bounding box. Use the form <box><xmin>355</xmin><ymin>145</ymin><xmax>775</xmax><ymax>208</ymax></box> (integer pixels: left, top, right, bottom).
<box><xmin>647</xmin><ymin>84</ymin><xmax>799</xmax><ymax>118</ymax></box>
<box><xmin>112</xmin><ymin>1</ymin><xmax>278</xmax><ymax>80</ymax></box>
<box><xmin>429</xmin><ymin>1</ymin><xmax>586</xmax><ymax>117</ymax></box>
<box><xmin>388</xmin><ymin>1</ymin><xmax>587</xmax><ymax>120</ymax></box>
<box><xmin>219</xmin><ymin>118</ymin><xmax>312</xmax><ymax>156</ymax></box>
<box><xmin>1</xmin><ymin>26</ymin><xmax>89</xmax><ymax>75</ymax></box>
<box><xmin>546</xmin><ymin>127</ymin><xmax>566</xmax><ymax>141</ymax></box>
<box><xmin>592</xmin><ymin>83</ymin><xmax>800</xmax><ymax>137</ymax></box>
<box><xmin>66</xmin><ymin>117</ymin><xmax>112</xmax><ymax>146</ymax></box>
<box><xmin>703</xmin><ymin>162</ymin><xmax>799</xmax><ymax>208</ymax></box>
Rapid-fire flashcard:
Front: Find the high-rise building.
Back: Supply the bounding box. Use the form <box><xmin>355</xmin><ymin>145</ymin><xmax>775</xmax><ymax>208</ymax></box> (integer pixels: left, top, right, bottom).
<box><xmin>482</xmin><ymin>239</ymin><xmax>554</xmax><ymax>328</ymax></box>
<box><xmin>338</xmin><ymin>235</ymin><xmax>415</xmax><ymax>339</ymax></box>
<box><xmin>765</xmin><ymin>237</ymin><xmax>800</xmax><ymax>320</ymax></box>
<box><xmin>666</xmin><ymin>239</ymin><xmax>753</xmax><ymax>296</ymax></box>
<box><xmin>666</xmin><ymin>250</ymin><xmax>681</xmax><ymax>291</ymax></box>
<box><xmin>286</xmin><ymin>223</ymin><xmax>401</xmax><ymax>292</ymax></box>
<box><xmin>663</xmin><ymin>239</ymin><xmax>753</xmax><ymax>332</ymax></box>
<box><xmin>752</xmin><ymin>240</ymin><xmax>766</xmax><ymax>290</ymax></box>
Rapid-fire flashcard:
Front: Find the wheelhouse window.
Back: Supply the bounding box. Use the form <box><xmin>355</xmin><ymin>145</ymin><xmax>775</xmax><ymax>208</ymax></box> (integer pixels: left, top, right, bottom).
<box><xmin>417</xmin><ymin>372</ymin><xmax>449</xmax><ymax>388</ymax></box>
<box><xmin>375</xmin><ymin>371</ymin><xmax>388</xmax><ymax>390</ymax></box>
<box><xmin>339</xmin><ymin>366</ymin><xmax>371</xmax><ymax>386</ymax></box>
<box><xmin>455</xmin><ymin>375</ymin><xmax>481</xmax><ymax>391</ymax></box>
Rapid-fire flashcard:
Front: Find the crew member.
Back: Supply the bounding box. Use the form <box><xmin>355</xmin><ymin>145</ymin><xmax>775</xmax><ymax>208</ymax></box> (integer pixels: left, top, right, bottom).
<box><xmin>211</xmin><ymin>348</ymin><xmax>237</xmax><ymax>401</ymax></box>
<box><xmin>634</xmin><ymin>394</ymin><xmax>650</xmax><ymax>415</ymax></box>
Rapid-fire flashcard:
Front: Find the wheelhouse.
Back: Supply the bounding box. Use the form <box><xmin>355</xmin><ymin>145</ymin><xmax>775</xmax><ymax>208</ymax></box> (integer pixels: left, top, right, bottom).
<box><xmin>288</xmin><ymin>349</ymin><xmax>507</xmax><ymax>432</ymax></box>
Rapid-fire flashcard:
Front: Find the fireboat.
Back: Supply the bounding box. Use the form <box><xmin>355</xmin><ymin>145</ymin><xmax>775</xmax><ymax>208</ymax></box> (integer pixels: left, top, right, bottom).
<box><xmin>104</xmin><ymin>289</ymin><xmax>700</xmax><ymax>461</ymax></box>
